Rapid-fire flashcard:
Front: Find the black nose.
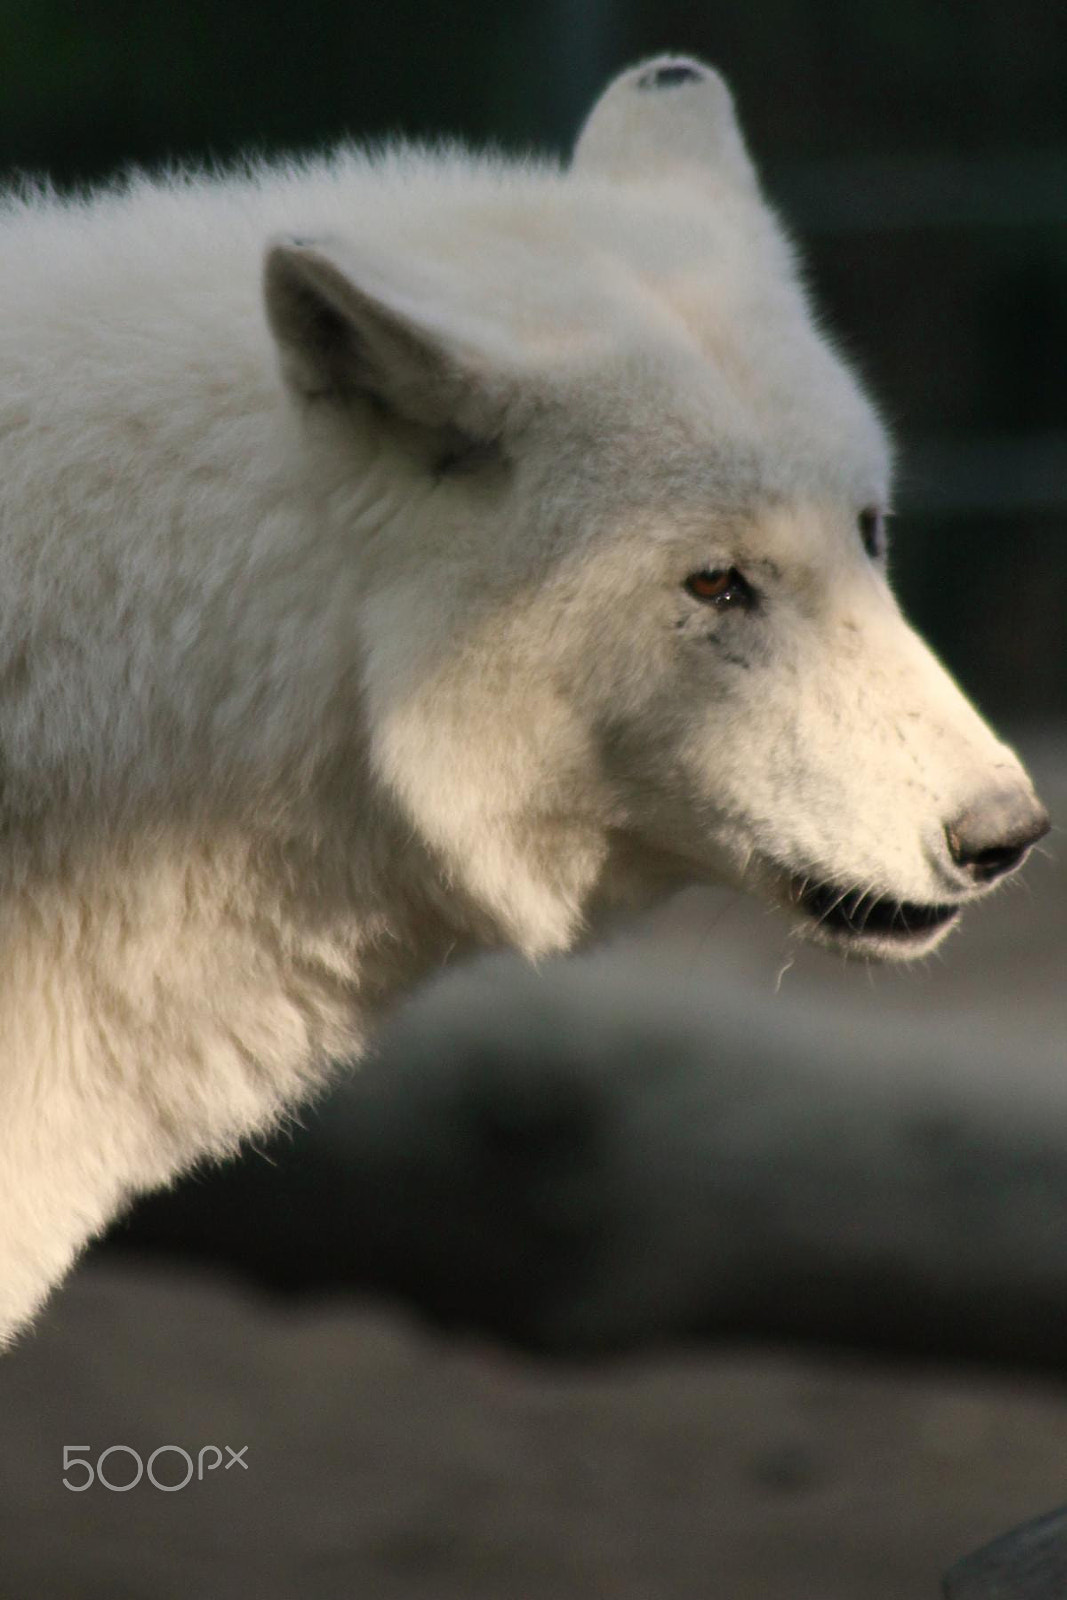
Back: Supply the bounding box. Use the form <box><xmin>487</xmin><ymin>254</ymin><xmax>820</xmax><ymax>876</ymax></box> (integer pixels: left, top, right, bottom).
<box><xmin>945</xmin><ymin>788</ymin><xmax>1050</xmax><ymax>882</ymax></box>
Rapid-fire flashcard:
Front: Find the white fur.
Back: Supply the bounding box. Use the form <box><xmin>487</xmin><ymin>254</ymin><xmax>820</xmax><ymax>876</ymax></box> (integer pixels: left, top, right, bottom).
<box><xmin>0</xmin><ymin>57</ymin><xmax>1044</xmax><ymax>1339</ymax></box>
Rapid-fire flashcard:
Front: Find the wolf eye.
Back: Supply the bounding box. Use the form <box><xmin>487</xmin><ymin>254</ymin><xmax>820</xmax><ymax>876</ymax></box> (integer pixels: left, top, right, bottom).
<box><xmin>684</xmin><ymin>567</ymin><xmax>754</xmax><ymax>609</ymax></box>
<box><xmin>858</xmin><ymin>507</ymin><xmax>885</xmax><ymax>559</ymax></box>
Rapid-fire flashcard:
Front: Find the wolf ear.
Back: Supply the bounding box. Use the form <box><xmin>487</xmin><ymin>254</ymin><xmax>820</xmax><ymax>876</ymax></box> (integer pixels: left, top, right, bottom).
<box><xmin>264</xmin><ymin>238</ymin><xmax>516</xmax><ymax>436</ymax></box>
<box><xmin>572</xmin><ymin>56</ymin><xmax>758</xmax><ymax>196</ymax></box>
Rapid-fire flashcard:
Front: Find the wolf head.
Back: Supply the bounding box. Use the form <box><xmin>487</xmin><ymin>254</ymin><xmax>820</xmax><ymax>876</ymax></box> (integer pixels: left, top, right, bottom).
<box><xmin>264</xmin><ymin>56</ymin><xmax>1048</xmax><ymax>962</ymax></box>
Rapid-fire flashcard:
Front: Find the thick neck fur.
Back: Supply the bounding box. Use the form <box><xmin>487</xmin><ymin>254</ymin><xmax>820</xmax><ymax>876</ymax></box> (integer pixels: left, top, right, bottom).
<box><xmin>0</xmin><ymin>791</ymin><xmax>478</xmax><ymax>1336</ymax></box>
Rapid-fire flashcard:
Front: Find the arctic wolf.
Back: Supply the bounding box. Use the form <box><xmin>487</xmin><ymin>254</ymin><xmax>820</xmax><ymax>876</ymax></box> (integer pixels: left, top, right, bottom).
<box><xmin>0</xmin><ymin>57</ymin><xmax>1048</xmax><ymax>1340</ymax></box>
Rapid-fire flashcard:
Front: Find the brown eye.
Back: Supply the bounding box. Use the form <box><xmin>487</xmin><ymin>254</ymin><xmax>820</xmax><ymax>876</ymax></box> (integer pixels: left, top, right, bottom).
<box><xmin>858</xmin><ymin>507</ymin><xmax>885</xmax><ymax>559</ymax></box>
<box><xmin>684</xmin><ymin>567</ymin><xmax>754</xmax><ymax>608</ymax></box>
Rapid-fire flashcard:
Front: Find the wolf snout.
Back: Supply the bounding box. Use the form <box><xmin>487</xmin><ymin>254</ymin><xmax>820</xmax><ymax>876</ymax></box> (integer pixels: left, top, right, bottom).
<box><xmin>945</xmin><ymin>786</ymin><xmax>1050</xmax><ymax>884</ymax></box>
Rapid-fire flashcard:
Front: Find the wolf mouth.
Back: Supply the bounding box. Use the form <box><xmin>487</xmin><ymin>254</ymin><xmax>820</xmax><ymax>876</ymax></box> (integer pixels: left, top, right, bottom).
<box><xmin>793</xmin><ymin>879</ymin><xmax>961</xmax><ymax>943</ymax></box>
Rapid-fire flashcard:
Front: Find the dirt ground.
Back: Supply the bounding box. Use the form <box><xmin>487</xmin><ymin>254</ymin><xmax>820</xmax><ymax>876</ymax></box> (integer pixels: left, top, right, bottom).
<box><xmin>1</xmin><ymin>1261</ymin><xmax>1065</xmax><ymax>1600</ymax></box>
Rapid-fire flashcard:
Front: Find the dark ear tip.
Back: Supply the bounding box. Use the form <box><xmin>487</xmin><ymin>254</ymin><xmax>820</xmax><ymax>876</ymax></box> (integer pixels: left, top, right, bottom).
<box><xmin>636</xmin><ymin>60</ymin><xmax>706</xmax><ymax>92</ymax></box>
<box><xmin>265</xmin><ymin>235</ymin><xmax>320</xmax><ymax>263</ymax></box>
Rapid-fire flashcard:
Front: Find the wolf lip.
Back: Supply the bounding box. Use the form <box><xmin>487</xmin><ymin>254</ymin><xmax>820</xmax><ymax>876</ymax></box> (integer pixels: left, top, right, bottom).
<box><xmin>796</xmin><ymin>880</ymin><xmax>960</xmax><ymax>941</ymax></box>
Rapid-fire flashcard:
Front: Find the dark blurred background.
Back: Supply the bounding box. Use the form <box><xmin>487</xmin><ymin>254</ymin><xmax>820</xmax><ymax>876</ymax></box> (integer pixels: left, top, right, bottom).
<box><xmin>2</xmin><ymin>0</ymin><xmax>1065</xmax><ymax>718</ymax></box>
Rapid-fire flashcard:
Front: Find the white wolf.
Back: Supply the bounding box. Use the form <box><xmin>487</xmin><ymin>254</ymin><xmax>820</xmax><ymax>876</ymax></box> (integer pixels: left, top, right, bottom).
<box><xmin>0</xmin><ymin>56</ymin><xmax>1048</xmax><ymax>1341</ymax></box>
